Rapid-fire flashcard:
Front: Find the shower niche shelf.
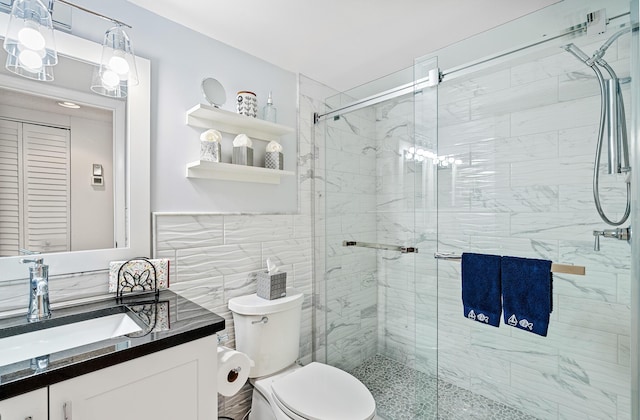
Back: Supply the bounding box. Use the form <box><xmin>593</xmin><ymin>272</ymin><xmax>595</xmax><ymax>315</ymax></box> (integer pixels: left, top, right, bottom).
<box><xmin>186</xmin><ymin>160</ymin><xmax>294</xmax><ymax>184</ymax></box>
<box><xmin>186</xmin><ymin>103</ymin><xmax>294</xmax><ymax>141</ymax></box>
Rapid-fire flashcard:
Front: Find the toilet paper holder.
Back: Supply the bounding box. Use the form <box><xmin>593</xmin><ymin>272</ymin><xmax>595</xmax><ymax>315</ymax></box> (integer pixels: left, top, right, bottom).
<box><xmin>217</xmin><ymin>345</ymin><xmax>251</xmax><ymax>396</ymax></box>
<box><xmin>217</xmin><ymin>333</ymin><xmax>229</xmax><ymax>344</ymax></box>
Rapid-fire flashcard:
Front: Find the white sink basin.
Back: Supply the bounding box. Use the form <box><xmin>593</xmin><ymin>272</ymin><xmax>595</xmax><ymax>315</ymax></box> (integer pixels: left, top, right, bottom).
<box><xmin>0</xmin><ymin>311</ymin><xmax>143</xmax><ymax>367</ymax></box>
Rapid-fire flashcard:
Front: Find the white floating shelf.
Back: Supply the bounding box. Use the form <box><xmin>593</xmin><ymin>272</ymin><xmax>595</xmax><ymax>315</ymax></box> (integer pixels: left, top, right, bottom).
<box><xmin>186</xmin><ymin>104</ymin><xmax>294</xmax><ymax>142</ymax></box>
<box><xmin>186</xmin><ymin>161</ymin><xmax>295</xmax><ymax>184</ymax></box>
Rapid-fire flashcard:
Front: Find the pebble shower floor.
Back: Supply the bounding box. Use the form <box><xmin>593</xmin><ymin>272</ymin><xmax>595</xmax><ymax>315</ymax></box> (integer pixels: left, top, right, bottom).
<box><xmin>350</xmin><ymin>355</ymin><xmax>540</xmax><ymax>420</ymax></box>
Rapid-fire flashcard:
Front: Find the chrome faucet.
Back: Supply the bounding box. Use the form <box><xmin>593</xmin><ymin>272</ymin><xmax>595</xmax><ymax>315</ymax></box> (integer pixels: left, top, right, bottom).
<box><xmin>592</xmin><ymin>226</ymin><xmax>631</xmax><ymax>251</ymax></box>
<box><xmin>20</xmin><ymin>258</ymin><xmax>51</xmax><ymax>322</ymax></box>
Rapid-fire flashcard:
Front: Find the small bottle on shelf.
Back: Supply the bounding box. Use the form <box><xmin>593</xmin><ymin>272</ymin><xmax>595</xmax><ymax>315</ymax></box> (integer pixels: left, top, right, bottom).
<box><xmin>262</xmin><ymin>91</ymin><xmax>277</xmax><ymax>123</ymax></box>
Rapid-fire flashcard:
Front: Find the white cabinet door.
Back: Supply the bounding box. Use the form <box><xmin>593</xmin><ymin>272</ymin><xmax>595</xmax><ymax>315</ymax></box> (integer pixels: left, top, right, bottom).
<box><xmin>0</xmin><ymin>388</ymin><xmax>48</xmax><ymax>420</ymax></box>
<box><xmin>49</xmin><ymin>336</ymin><xmax>217</xmax><ymax>420</ymax></box>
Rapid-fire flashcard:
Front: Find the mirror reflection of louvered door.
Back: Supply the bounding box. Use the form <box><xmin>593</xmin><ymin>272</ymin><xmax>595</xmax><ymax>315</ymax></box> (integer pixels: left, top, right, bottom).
<box><xmin>22</xmin><ymin>123</ymin><xmax>71</xmax><ymax>254</ymax></box>
<box><xmin>0</xmin><ymin>119</ymin><xmax>21</xmax><ymax>256</ymax></box>
<box><xmin>0</xmin><ymin>119</ymin><xmax>71</xmax><ymax>256</ymax></box>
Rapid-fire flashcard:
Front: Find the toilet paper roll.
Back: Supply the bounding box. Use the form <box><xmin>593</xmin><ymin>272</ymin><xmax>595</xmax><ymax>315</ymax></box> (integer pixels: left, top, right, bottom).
<box><xmin>217</xmin><ymin>346</ymin><xmax>251</xmax><ymax>396</ymax></box>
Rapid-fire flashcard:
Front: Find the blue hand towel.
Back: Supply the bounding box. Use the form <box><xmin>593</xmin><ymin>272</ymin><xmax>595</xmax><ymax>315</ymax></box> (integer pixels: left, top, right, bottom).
<box><xmin>461</xmin><ymin>253</ymin><xmax>502</xmax><ymax>327</ymax></box>
<box><xmin>501</xmin><ymin>256</ymin><xmax>553</xmax><ymax>337</ymax></box>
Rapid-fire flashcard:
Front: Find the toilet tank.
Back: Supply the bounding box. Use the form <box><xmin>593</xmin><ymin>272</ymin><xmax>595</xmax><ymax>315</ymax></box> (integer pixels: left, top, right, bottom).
<box><xmin>228</xmin><ymin>288</ymin><xmax>304</xmax><ymax>378</ymax></box>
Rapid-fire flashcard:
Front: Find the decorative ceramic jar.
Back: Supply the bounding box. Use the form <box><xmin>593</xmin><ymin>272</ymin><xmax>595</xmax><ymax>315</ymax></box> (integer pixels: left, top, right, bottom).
<box><xmin>236</xmin><ymin>91</ymin><xmax>257</xmax><ymax>117</ymax></box>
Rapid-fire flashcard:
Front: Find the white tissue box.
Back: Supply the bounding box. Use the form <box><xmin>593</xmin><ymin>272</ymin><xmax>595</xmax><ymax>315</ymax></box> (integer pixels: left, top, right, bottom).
<box><xmin>256</xmin><ymin>271</ymin><xmax>286</xmax><ymax>300</ymax></box>
<box><xmin>265</xmin><ymin>151</ymin><xmax>283</xmax><ymax>170</ymax></box>
<box><xmin>233</xmin><ymin>146</ymin><xmax>253</xmax><ymax>166</ymax></box>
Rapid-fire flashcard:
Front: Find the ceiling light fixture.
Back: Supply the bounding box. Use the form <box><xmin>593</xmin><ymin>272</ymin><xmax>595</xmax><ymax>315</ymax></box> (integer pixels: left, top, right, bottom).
<box><xmin>57</xmin><ymin>101</ymin><xmax>80</xmax><ymax>108</ymax></box>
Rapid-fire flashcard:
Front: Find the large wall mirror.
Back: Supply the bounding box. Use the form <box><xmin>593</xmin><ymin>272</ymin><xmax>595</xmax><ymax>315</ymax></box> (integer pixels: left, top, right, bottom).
<box><xmin>0</xmin><ymin>14</ymin><xmax>150</xmax><ymax>281</ymax></box>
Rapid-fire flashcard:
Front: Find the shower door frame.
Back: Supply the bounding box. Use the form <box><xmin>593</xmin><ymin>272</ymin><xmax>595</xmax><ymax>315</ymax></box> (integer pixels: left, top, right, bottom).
<box><xmin>630</xmin><ymin>1</ymin><xmax>640</xmax><ymax>418</ymax></box>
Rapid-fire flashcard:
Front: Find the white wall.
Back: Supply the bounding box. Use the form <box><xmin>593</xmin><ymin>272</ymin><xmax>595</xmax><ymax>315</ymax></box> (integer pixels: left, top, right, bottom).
<box><xmin>70</xmin><ymin>116</ymin><xmax>113</xmax><ymax>251</ymax></box>
<box><xmin>73</xmin><ymin>0</ymin><xmax>298</xmax><ymax>214</ymax></box>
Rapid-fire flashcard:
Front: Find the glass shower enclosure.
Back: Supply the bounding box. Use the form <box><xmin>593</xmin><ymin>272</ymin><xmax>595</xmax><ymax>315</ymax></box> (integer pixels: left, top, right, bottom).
<box><xmin>321</xmin><ymin>57</ymin><xmax>439</xmax><ymax>418</ymax></box>
<box><xmin>317</xmin><ymin>1</ymin><xmax>635</xmax><ymax>419</ymax></box>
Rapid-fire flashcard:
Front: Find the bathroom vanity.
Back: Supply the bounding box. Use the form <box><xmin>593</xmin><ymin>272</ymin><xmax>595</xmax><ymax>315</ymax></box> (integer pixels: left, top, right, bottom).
<box><xmin>0</xmin><ymin>290</ymin><xmax>224</xmax><ymax>420</ymax></box>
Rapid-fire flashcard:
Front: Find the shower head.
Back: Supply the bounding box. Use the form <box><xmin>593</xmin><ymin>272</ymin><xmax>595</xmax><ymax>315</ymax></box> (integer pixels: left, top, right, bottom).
<box><xmin>562</xmin><ymin>43</ymin><xmax>592</xmax><ymax>65</ymax></box>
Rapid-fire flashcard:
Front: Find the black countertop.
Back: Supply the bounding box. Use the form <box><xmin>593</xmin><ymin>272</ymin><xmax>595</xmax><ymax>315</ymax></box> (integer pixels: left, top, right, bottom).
<box><xmin>0</xmin><ymin>290</ymin><xmax>225</xmax><ymax>401</ymax></box>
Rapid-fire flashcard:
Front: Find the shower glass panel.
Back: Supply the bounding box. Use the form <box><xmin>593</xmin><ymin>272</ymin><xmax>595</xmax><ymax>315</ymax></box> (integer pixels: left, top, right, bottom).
<box><xmin>322</xmin><ymin>63</ymin><xmax>439</xmax><ymax>419</ymax></box>
<box><xmin>319</xmin><ymin>2</ymin><xmax>633</xmax><ymax>419</ymax></box>
<box><xmin>423</xmin><ymin>8</ymin><xmax>632</xmax><ymax>419</ymax></box>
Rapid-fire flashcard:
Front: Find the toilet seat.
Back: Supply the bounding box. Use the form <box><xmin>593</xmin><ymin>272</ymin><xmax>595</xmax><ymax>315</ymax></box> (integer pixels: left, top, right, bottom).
<box><xmin>270</xmin><ymin>362</ymin><xmax>376</xmax><ymax>420</ymax></box>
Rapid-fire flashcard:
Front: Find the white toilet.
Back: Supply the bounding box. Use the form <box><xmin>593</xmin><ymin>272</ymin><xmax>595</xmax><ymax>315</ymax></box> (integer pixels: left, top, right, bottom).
<box><xmin>228</xmin><ymin>288</ymin><xmax>376</xmax><ymax>420</ymax></box>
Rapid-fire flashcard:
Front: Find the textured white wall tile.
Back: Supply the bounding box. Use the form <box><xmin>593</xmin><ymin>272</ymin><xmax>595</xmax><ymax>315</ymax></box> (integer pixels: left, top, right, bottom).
<box><xmin>261</xmin><ymin>238</ymin><xmax>312</xmax><ymax>267</ymax></box>
<box><xmin>154</xmin><ymin>214</ymin><xmax>224</xmax><ymax>252</ymax></box>
<box><xmin>175</xmin><ymin>244</ymin><xmax>262</xmax><ymax>278</ymax></box>
<box><xmin>170</xmin><ymin>276</ymin><xmax>224</xmax><ymax>313</ymax></box>
<box><xmin>223</xmin><ymin>215</ymin><xmax>294</xmax><ymax>243</ymax></box>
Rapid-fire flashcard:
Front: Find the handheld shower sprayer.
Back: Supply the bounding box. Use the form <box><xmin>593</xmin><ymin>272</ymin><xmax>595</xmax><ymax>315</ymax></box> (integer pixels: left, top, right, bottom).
<box><xmin>562</xmin><ymin>43</ymin><xmax>592</xmax><ymax>64</ymax></box>
<box><xmin>562</xmin><ymin>28</ymin><xmax>631</xmax><ymax>227</ymax></box>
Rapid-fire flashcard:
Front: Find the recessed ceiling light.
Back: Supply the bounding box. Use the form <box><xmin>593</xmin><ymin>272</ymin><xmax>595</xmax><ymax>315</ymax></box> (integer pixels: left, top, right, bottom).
<box><xmin>58</xmin><ymin>101</ymin><xmax>81</xmax><ymax>109</ymax></box>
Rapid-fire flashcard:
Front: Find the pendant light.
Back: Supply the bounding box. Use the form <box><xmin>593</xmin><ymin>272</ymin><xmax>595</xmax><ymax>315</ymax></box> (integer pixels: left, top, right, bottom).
<box><xmin>3</xmin><ymin>0</ymin><xmax>57</xmax><ymax>81</ymax></box>
<box><xmin>90</xmin><ymin>25</ymin><xmax>138</xmax><ymax>98</ymax></box>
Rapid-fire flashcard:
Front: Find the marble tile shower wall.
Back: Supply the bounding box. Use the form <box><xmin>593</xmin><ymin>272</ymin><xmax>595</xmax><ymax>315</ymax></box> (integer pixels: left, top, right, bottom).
<box><xmin>322</xmin><ymin>101</ymin><xmax>380</xmax><ymax>372</ymax></box>
<box><xmin>374</xmin><ymin>96</ymin><xmax>425</xmax><ymax>370</ymax></box>
<box><xmin>430</xmin><ymin>37</ymin><xmax>631</xmax><ymax>419</ymax></box>
<box><xmin>319</xmin><ymin>85</ymin><xmax>439</xmax><ymax>377</ymax></box>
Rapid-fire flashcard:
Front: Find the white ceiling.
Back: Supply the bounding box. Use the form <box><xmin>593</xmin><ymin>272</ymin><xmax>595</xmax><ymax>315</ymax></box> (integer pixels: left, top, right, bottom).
<box><xmin>127</xmin><ymin>0</ymin><xmax>560</xmax><ymax>92</ymax></box>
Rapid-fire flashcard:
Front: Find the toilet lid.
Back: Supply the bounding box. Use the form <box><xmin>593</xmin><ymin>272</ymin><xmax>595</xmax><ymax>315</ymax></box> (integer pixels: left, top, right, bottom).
<box><xmin>271</xmin><ymin>362</ymin><xmax>376</xmax><ymax>420</ymax></box>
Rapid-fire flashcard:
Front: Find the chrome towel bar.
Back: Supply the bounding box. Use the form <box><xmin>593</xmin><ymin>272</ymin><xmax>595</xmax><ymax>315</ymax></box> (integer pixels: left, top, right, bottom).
<box><xmin>343</xmin><ymin>240</ymin><xmax>418</xmax><ymax>254</ymax></box>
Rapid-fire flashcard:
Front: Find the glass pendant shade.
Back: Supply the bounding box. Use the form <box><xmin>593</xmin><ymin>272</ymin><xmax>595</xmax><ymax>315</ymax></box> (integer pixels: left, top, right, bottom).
<box><xmin>3</xmin><ymin>0</ymin><xmax>57</xmax><ymax>81</ymax></box>
<box><xmin>91</xmin><ymin>26</ymin><xmax>139</xmax><ymax>98</ymax></box>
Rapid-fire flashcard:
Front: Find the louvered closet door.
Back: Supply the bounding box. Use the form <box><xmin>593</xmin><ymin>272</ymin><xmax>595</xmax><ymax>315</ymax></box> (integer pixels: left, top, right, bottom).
<box><xmin>0</xmin><ymin>119</ymin><xmax>22</xmax><ymax>256</ymax></box>
<box><xmin>22</xmin><ymin>123</ymin><xmax>71</xmax><ymax>254</ymax></box>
